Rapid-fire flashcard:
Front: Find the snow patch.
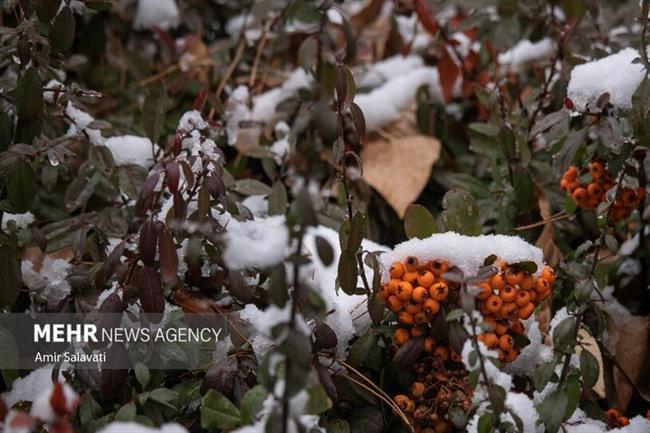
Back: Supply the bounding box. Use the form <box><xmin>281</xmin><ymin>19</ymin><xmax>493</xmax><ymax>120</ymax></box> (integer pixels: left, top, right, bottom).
<box><xmin>97</xmin><ymin>422</ymin><xmax>189</xmax><ymax>433</ymax></box>
<box><xmin>223</xmin><ymin>215</ymin><xmax>289</xmax><ymax>269</ymax></box>
<box><xmin>104</xmin><ymin>135</ymin><xmax>160</xmax><ymax>167</ymax></box>
<box><xmin>1</xmin><ymin>212</ymin><xmax>34</xmax><ymax>230</ymax></box>
<box><xmin>498</xmin><ymin>38</ymin><xmax>554</xmax><ymax>70</ymax></box>
<box><xmin>133</xmin><ymin>0</ymin><xmax>180</xmax><ymax>31</ymax></box>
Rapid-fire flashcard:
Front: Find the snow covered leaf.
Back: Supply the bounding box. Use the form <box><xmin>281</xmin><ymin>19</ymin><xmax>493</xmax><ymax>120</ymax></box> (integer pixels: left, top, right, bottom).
<box><xmin>200</xmin><ymin>389</ymin><xmax>241</xmax><ymax>429</ymax></box>
<box><xmin>361</xmin><ymin>134</ymin><xmax>441</xmax><ymax>218</ymax></box>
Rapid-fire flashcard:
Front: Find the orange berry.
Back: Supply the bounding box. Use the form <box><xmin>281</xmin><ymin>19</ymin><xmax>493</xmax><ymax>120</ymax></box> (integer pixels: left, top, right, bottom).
<box><xmin>589</xmin><ymin>161</ymin><xmax>605</xmax><ymax>179</ymax></box>
<box><xmin>572</xmin><ymin>187</ymin><xmax>588</xmax><ymax>207</ymax></box>
<box><xmin>638</xmin><ymin>187</ymin><xmax>647</xmax><ymax>201</ymax></box>
<box><xmin>434</xmin><ymin>346</ymin><xmax>449</xmax><ymax>361</ymax></box>
<box><xmin>424</xmin><ymin>337</ymin><xmax>435</xmax><ymax>352</ymax></box>
<box><xmin>412</xmin><ymin>286</ymin><xmax>429</xmax><ymax>303</ymax></box>
<box><xmin>394</xmin><ymin>328</ymin><xmax>410</xmax><ymax>346</ymax></box>
<box><xmin>476</xmin><ymin>282</ymin><xmax>493</xmax><ymax>300</ymax></box>
<box><xmin>605</xmin><ymin>409</ymin><xmax>621</xmax><ymax>424</ymax></box>
<box><xmin>617</xmin><ymin>416</ymin><xmax>630</xmax><ymax>427</ymax></box>
<box><xmin>394</xmin><ymin>394</ymin><xmax>415</xmax><ymax>413</ymax></box>
<box><xmin>498</xmin><ymin>334</ymin><xmax>514</xmax><ymax>351</ymax></box>
<box><xmin>587</xmin><ymin>182</ymin><xmax>603</xmax><ymax>199</ymax></box>
<box><xmin>411</xmin><ymin>327</ymin><xmax>425</xmax><ymax>337</ymax></box>
<box><xmin>518</xmin><ymin>302</ymin><xmax>535</xmax><ymax>319</ymax></box>
<box><xmin>411</xmin><ymin>382</ymin><xmax>426</xmax><ymax>398</ymax></box>
<box><xmin>479</xmin><ymin>332</ymin><xmax>498</xmax><ymax>348</ymax></box>
<box><xmin>537</xmin><ymin>289</ymin><xmax>551</xmax><ymax>301</ymax></box>
<box><xmin>563</xmin><ymin>166</ymin><xmax>578</xmax><ymax>182</ymax></box>
<box><xmin>490</xmin><ymin>273</ymin><xmax>506</xmax><ymax>290</ymax></box>
<box><xmin>566</xmin><ymin>181</ymin><xmax>581</xmax><ymax>195</ymax></box>
<box><xmin>417</xmin><ymin>271</ymin><xmax>435</xmax><ymax>288</ymax></box>
<box><xmin>499</xmin><ymin>302</ymin><xmax>518</xmax><ymax>320</ymax></box>
<box><xmin>485</xmin><ymin>294</ymin><xmax>503</xmax><ymax>313</ymax></box>
<box><xmin>430</xmin><ymin>260</ymin><xmax>449</xmax><ymax>275</ymax></box>
<box><xmin>535</xmin><ymin>277</ymin><xmax>551</xmax><ymax>294</ymax></box>
<box><xmin>528</xmin><ymin>290</ymin><xmax>538</xmax><ymax>303</ymax></box>
<box><xmin>504</xmin><ymin>268</ymin><xmax>521</xmax><ymax>286</ymax></box>
<box><xmin>414</xmin><ymin>311</ymin><xmax>429</xmax><ymax>324</ymax></box>
<box><xmin>504</xmin><ymin>349</ymin><xmax>518</xmax><ymax>362</ymax></box>
<box><xmin>620</xmin><ymin>188</ymin><xmax>638</xmax><ymax>207</ymax></box>
<box><xmin>560</xmin><ymin>178</ymin><xmax>570</xmax><ymax>190</ymax></box>
<box><xmin>405</xmin><ymin>256</ymin><xmax>419</xmax><ymax>272</ymax></box>
<box><xmin>430</xmin><ymin>282</ymin><xmax>449</xmax><ymax>301</ymax></box>
<box><xmin>423</xmin><ymin>298</ymin><xmax>440</xmax><ymax>315</ymax></box>
<box><xmin>450</xmin><ymin>351</ymin><xmax>461</xmax><ymax>362</ymax></box>
<box><xmin>387</xmin><ymin>295</ymin><xmax>402</xmax><ymax>312</ymax></box>
<box><xmin>396</xmin><ymin>281</ymin><xmax>414</xmax><ymax>301</ymax></box>
<box><xmin>510</xmin><ymin>320</ymin><xmax>524</xmax><ymax>334</ymax></box>
<box><xmin>390</xmin><ymin>262</ymin><xmax>405</xmax><ymax>279</ymax></box>
<box><xmin>379</xmin><ymin>287</ymin><xmax>390</xmax><ymax>300</ymax></box>
<box><xmin>402</xmin><ymin>271</ymin><xmax>419</xmax><ymax>284</ymax></box>
<box><xmin>499</xmin><ymin>285</ymin><xmax>517</xmax><ymax>302</ymax></box>
<box><xmin>387</xmin><ymin>278</ymin><xmax>401</xmax><ymax>294</ymax></box>
<box><xmin>519</xmin><ymin>274</ymin><xmax>535</xmax><ymax>290</ymax></box>
<box><xmin>398</xmin><ymin>311</ymin><xmax>415</xmax><ymax>325</ymax></box>
<box><xmin>405</xmin><ymin>302</ymin><xmax>422</xmax><ymax>315</ymax></box>
<box><xmin>515</xmin><ymin>290</ymin><xmax>531</xmax><ymax>306</ymax></box>
<box><xmin>494</xmin><ymin>321</ymin><xmax>508</xmax><ymax>336</ymax></box>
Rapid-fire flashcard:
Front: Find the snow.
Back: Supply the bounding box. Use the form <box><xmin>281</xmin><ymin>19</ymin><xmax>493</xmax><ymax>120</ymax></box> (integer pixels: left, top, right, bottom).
<box><xmin>43</xmin><ymin>79</ymin><xmax>65</xmax><ymax>104</ymax></box>
<box><xmin>2</xmin><ymin>367</ymin><xmax>62</xmax><ymax>407</ymax></box>
<box><xmin>104</xmin><ymin>135</ymin><xmax>160</xmax><ymax>167</ymax></box>
<box><xmin>564</xmin><ymin>410</ymin><xmax>650</xmax><ymax>433</ymax></box>
<box><xmin>356</xmin><ymin>55</ymin><xmax>426</xmax><ymax>88</ymax></box>
<box><xmin>30</xmin><ymin>382</ymin><xmax>78</xmax><ymax>423</ymax></box>
<box><xmin>66</xmin><ymin>101</ymin><xmax>103</xmax><ymax>145</ymax></box>
<box><xmin>301</xmin><ymin>225</ymin><xmax>388</xmax><ymax>356</ymax></box>
<box><xmin>252</xmin><ymin>69</ymin><xmax>312</xmax><ymax>123</ymax></box>
<box><xmin>269</xmin><ymin>121</ymin><xmax>291</xmax><ymax>164</ymax></box>
<box><xmin>566</xmin><ymin>48</ymin><xmax>646</xmax><ymax>110</ymax></box>
<box><xmin>133</xmin><ymin>0</ymin><xmax>180</xmax><ymax>31</ymax></box>
<box><xmin>223</xmin><ymin>215</ymin><xmax>289</xmax><ymax>269</ymax></box>
<box><xmin>97</xmin><ymin>422</ymin><xmax>189</xmax><ymax>433</ymax></box>
<box><xmin>355</xmin><ymin>67</ymin><xmax>443</xmax><ymax>130</ymax></box>
<box><xmin>381</xmin><ymin>232</ymin><xmax>545</xmax><ymax>282</ymax></box>
<box><xmin>461</xmin><ymin>336</ymin><xmax>512</xmax><ymax>394</ymax></box>
<box><xmin>226</xmin><ymin>86</ymin><xmax>253</xmax><ymax>146</ymax></box>
<box><xmin>21</xmin><ymin>256</ymin><xmax>72</xmax><ymax>303</ymax></box>
<box><xmin>506</xmin><ymin>317</ymin><xmax>553</xmax><ymax>377</ymax></box>
<box><xmin>178</xmin><ymin>110</ymin><xmax>207</xmax><ymax>132</ymax></box>
<box><xmin>498</xmin><ymin>38</ymin><xmax>554</xmax><ymax>70</ymax></box>
<box><xmin>1</xmin><ymin>212</ymin><xmax>34</xmax><ymax>230</ymax></box>
<box><xmin>503</xmin><ymin>393</ymin><xmax>538</xmax><ymax>433</ymax></box>
<box><xmin>242</xmin><ymin>195</ymin><xmax>268</xmax><ymax>217</ymax></box>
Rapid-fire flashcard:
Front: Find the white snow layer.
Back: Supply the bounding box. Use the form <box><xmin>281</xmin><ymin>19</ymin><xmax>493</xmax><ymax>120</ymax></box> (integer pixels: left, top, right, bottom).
<box><xmin>223</xmin><ymin>215</ymin><xmax>289</xmax><ymax>269</ymax></box>
<box><xmin>133</xmin><ymin>0</ymin><xmax>180</xmax><ymax>31</ymax></box>
<box><xmin>30</xmin><ymin>382</ymin><xmax>78</xmax><ymax>423</ymax></box>
<box><xmin>97</xmin><ymin>422</ymin><xmax>189</xmax><ymax>433</ymax></box>
<box><xmin>567</xmin><ymin>48</ymin><xmax>646</xmax><ymax>109</ymax></box>
<box><xmin>21</xmin><ymin>256</ymin><xmax>72</xmax><ymax>302</ymax></box>
<box><xmin>356</xmin><ymin>66</ymin><xmax>443</xmax><ymax>130</ymax></box>
<box><xmin>104</xmin><ymin>135</ymin><xmax>160</xmax><ymax>167</ymax></box>
<box><xmin>1</xmin><ymin>212</ymin><xmax>34</xmax><ymax>230</ymax></box>
<box><xmin>2</xmin><ymin>367</ymin><xmax>61</xmax><ymax>407</ymax></box>
<box><xmin>380</xmin><ymin>232</ymin><xmax>544</xmax><ymax>282</ymax></box>
<box><xmin>498</xmin><ymin>38</ymin><xmax>554</xmax><ymax>70</ymax></box>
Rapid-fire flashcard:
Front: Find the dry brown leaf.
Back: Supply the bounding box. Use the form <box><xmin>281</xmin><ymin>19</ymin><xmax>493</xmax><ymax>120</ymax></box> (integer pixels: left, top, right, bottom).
<box><xmin>22</xmin><ymin>246</ymin><xmax>74</xmax><ymax>271</ymax></box>
<box><xmin>606</xmin><ymin>314</ymin><xmax>650</xmax><ymax>409</ymax></box>
<box><xmin>349</xmin><ymin>0</ymin><xmax>386</xmax><ymax>31</ymax></box>
<box><xmin>576</xmin><ymin>329</ymin><xmax>606</xmax><ymax>399</ymax></box>
<box><xmin>535</xmin><ymin>187</ymin><xmax>563</xmax><ymax>268</ymax></box>
<box><xmin>361</xmin><ymin>134</ymin><xmax>441</xmax><ymax>218</ymax></box>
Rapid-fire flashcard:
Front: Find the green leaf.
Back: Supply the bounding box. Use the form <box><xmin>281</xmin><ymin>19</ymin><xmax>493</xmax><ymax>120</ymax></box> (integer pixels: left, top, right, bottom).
<box><xmin>338</xmin><ymin>248</ymin><xmax>359</xmax><ymax>295</ymax></box>
<box><xmin>0</xmin><ymin>245</ymin><xmax>21</xmax><ymax>309</ymax></box>
<box><xmin>580</xmin><ymin>349</ymin><xmax>599</xmax><ymax>389</ymax></box>
<box><xmin>134</xmin><ymin>362</ymin><xmax>150</xmax><ymax>389</ymax></box>
<box><xmin>201</xmin><ymin>389</ymin><xmax>242</xmax><ymax>429</ymax></box>
<box><xmin>404</xmin><ymin>204</ymin><xmax>436</xmax><ymax>239</ymax></box>
<box><xmin>85</xmin><ymin>0</ymin><xmax>114</xmax><ymax>11</ymax></box>
<box><xmin>6</xmin><ymin>160</ymin><xmax>35</xmax><ymax>212</ymax></box>
<box><xmin>326</xmin><ymin>419</ymin><xmax>350</xmax><ymax>433</ymax></box>
<box><xmin>347</xmin><ymin>331</ymin><xmax>376</xmax><ymax>367</ymax></box>
<box><xmin>553</xmin><ymin>317</ymin><xmax>577</xmax><ymax>349</ymax></box>
<box><xmin>540</xmin><ymin>388</ymin><xmax>568</xmax><ymax>433</ymax></box>
<box><xmin>50</xmin><ymin>7</ymin><xmax>76</xmax><ymax>53</ymax></box>
<box><xmin>533</xmin><ymin>361</ymin><xmax>556</xmax><ymax>391</ymax></box>
<box><xmin>469</xmin><ymin>122</ymin><xmax>499</xmax><ymax>137</ymax></box>
<box><xmin>448</xmin><ymin>406</ymin><xmax>467</xmax><ymax>428</ymax></box>
<box><xmin>142</xmin><ymin>81</ymin><xmax>167</xmax><ymax>145</ymax></box>
<box><xmin>315</xmin><ymin>235</ymin><xmax>334</xmax><ymax>266</ymax></box>
<box><xmin>115</xmin><ymin>402</ymin><xmax>137</xmax><ymax>421</ymax></box>
<box><xmin>232</xmin><ymin>179</ymin><xmax>272</xmax><ymax>196</ymax></box>
<box><xmin>15</xmin><ymin>68</ymin><xmax>43</xmax><ymax>120</ymax></box>
<box><xmin>306</xmin><ymin>385</ymin><xmax>333</xmax><ymax>414</ymax></box>
<box><xmin>268</xmin><ymin>181</ymin><xmax>288</xmax><ymax>215</ymax></box>
<box><xmin>445</xmin><ymin>308</ymin><xmax>464</xmax><ymax>322</ymax></box>
<box><xmin>440</xmin><ymin>188</ymin><xmax>481</xmax><ymax>235</ymax></box>
<box><xmin>477</xmin><ymin>412</ymin><xmax>495</xmax><ymax>433</ymax></box>
<box><xmin>239</xmin><ymin>385</ymin><xmax>267</xmax><ymax>425</ymax></box>
<box><xmin>0</xmin><ymin>111</ymin><xmax>13</xmax><ymax>151</ymax></box>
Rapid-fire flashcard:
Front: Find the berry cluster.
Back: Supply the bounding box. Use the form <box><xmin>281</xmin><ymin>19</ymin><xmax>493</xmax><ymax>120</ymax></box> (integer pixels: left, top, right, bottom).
<box><xmin>605</xmin><ymin>408</ymin><xmax>630</xmax><ymax>428</ymax></box>
<box><xmin>379</xmin><ymin>257</ymin><xmax>458</xmax><ymax>349</ymax></box>
<box><xmin>475</xmin><ymin>261</ymin><xmax>555</xmax><ymax>363</ymax></box>
<box><xmin>560</xmin><ymin>162</ymin><xmax>645</xmax><ymax>222</ymax></box>
<box><xmin>393</xmin><ymin>356</ymin><xmax>471</xmax><ymax>433</ymax></box>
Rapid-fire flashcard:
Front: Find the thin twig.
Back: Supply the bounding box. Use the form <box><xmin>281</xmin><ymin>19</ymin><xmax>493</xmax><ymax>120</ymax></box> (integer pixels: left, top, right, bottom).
<box><xmin>514</xmin><ymin>212</ymin><xmax>571</xmax><ymax>231</ymax></box>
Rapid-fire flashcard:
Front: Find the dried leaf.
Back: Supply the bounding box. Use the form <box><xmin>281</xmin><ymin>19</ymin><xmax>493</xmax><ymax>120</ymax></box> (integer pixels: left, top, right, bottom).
<box><xmin>535</xmin><ymin>187</ymin><xmax>563</xmax><ymax>268</ymax></box>
<box><xmin>349</xmin><ymin>0</ymin><xmax>385</xmax><ymax>30</ymax></box>
<box><xmin>361</xmin><ymin>134</ymin><xmax>441</xmax><ymax>217</ymax></box>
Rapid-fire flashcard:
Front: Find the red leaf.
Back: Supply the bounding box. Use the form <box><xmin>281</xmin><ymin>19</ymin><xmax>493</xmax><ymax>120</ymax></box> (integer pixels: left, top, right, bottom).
<box><xmin>8</xmin><ymin>411</ymin><xmax>35</xmax><ymax>429</ymax></box>
<box><xmin>438</xmin><ymin>49</ymin><xmax>460</xmax><ymax>101</ymax></box>
<box><xmin>50</xmin><ymin>420</ymin><xmax>74</xmax><ymax>433</ymax></box>
<box><xmin>135</xmin><ymin>173</ymin><xmax>160</xmax><ymax>217</ymax></box>
<box><xmin>172</xmin><ymin>132</ymin><xmax>182</xmax><ymax>156</ymax></box>
<box><xmin>173</xmin><ymin>191</ymin><xmax>187</xmax><ymax>220</ymax></box>
<box><xmin>138</xmin><ymin>219</ymin><xmax>159</xmax><ymax>266</ymax></box>
<box><xmin>413</xmin><ymin>0</ymin><xmax>439</xmax><ymax>35</ymax></box>
<box><xmin>205</xmin><ymin>174</ymin><xmax>225</xmax><ymax>199</ymax></box>
<box><xmin>166</xmin><ymin>162</ymin><xmax>180</xmax><ymax>193</ymax></box>
<box><xmin>158</xmin><ymin>226</ymin><xmax>178</xmax><ymax>284</ymax></box>
<box><xmin>138</xmin><ymin>266</ymin><xmax>165</xmax><ymax>321</ymax></box>
<box><xmin>0</xmin><ymin>398</ymin><xmax>7</xmax><ymax>421</ymax></box>
<box><xmin>95</xmin><ymin>240</ymin><xmax>126</xmax><ymax>289</ymax></box>
<box><xmin>50</xmin><ymin>383</ymin><xmax>68</xmax><ymax>417</ymax></box>
<box><xmin>564</xmin><ymin>97</ymin><xmax>575</xmax><ymax>110</ymax></box>
<box><xmin>192</xmin><ymin>89</ymin><xmax>209</xmax><ymax>112</ymax></box>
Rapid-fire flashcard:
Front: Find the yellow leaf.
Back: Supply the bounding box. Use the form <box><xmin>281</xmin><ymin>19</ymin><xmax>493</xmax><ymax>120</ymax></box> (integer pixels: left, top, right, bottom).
<box><xmin>361</xmin><ymin>134</ymin><xmax>441</xmax><ymax>218</ymax></box>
